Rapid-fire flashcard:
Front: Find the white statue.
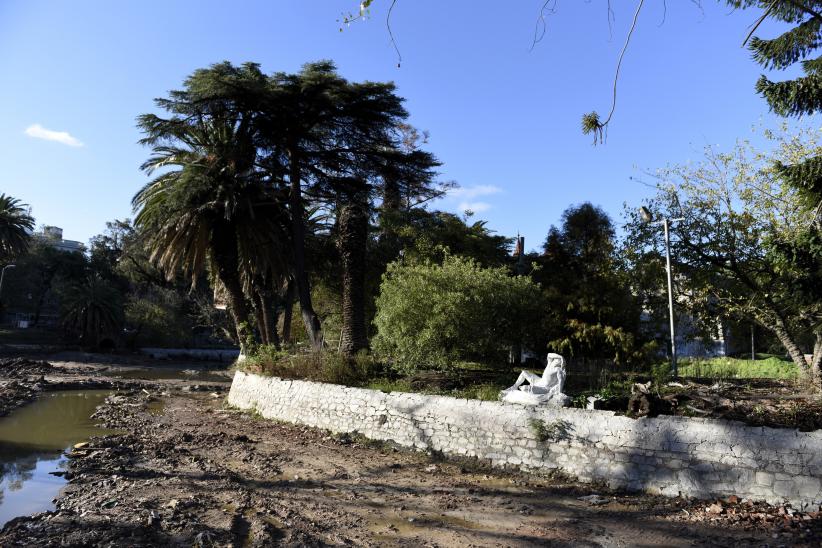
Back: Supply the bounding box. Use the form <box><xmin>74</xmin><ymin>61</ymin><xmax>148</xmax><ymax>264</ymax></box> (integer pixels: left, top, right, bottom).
<box><xmin>499</xmin><ymin>353</ymin><xmax>571</xmax><ymax>406</ymax></box>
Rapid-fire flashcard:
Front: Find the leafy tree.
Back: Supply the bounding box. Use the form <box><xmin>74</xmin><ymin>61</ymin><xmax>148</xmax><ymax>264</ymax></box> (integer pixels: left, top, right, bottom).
<box><xmin>628</xmin><ymin>127</ymin><xmax>822</xmax><ymax>385</ymax></box>
<box><xmin>373</xmin><ymin>254</ymin><xmax>544</xmax><ymax>372</ymax></box>
<box><xmin>59</xmin><ymin>274</ymin><xmax>123</xmax><ymax>348</ymax></box>
<box><xmin>718</xmin><ymin>1</ymin><xmax>822</xmax><ymax>211</ymax></box>
<box><xmin>2</xmin><ymin>238</ymin><xmax>87</xmax><ymax>326</ymax></box>
<box><xmin>133</xmin><ymin>85</ymin><xmax>289</xmax><ymax>353</ymax></box>
<box><xmin>385</xmin><ymin>209</ymin><xmax>512</xmax><ymax>267</ymax></box>
<box><xmin>0</xmin><ymin>193</ymin><xmax>34</xmax><ymax>261</ymax></box>
<box><xmin>179</xmin><ymin>61</ymin><xmax>438</xmax><ymax>352</ymax></box>
<box><xmin>534</xmin><ymin>203</ymin><xmax>649</xmax><ymax>364</ymax></box>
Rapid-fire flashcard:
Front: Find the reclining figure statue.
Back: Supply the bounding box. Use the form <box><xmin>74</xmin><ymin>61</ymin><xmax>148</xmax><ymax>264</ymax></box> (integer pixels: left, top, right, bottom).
<box><xmin>499</xmin><ymin>353</ymin><xmax>571</xmax><ymax>406</ymax></box>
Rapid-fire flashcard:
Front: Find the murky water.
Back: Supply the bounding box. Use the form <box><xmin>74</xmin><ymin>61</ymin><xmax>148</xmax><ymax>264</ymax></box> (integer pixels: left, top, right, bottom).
<box><xmin>0</xmin><ymin>390</ymin><xmax>115</xmax><ymax>526</ymax></box>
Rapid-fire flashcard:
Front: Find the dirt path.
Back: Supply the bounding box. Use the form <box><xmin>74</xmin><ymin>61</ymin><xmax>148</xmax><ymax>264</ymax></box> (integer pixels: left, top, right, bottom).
<box><xmin>2</xmin><ymin>383</ymin><xmax>815</xmax><ymax>547</ymax></box>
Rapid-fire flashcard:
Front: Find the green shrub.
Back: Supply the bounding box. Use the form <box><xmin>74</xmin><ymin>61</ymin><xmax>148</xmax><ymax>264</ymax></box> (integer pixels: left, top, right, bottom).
<box><xmin>241</xmin><ymin>345</ymin><xmax>379</xmax><ymax>386</ymax></box>
<box><xmin>675</xmin><ymin>355</ymin><xmax>800</xmax><ymax>380</ymax></box>
<box><xmin>372</xmin><ymin>255</ymin><xmax>544</xmax><ymax>373</ymax></box>
<box><xmin>320</xmin><ymin>350</ymin><xmax>380</xmax><ymax>385</ymax></box>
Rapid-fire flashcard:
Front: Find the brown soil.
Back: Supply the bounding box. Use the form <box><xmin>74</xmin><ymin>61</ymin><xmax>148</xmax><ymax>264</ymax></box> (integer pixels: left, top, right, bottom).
<box><xmin>1</xmin><ymin>355</ymin><xmax>820</xmax><ymax>546</ymax></box>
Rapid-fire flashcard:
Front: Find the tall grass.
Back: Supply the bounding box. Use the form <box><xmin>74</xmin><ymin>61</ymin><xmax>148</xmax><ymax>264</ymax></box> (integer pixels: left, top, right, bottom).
<box><xmin>239</xmin><ymin>345</ymin><xmax>379</xmax><ymax>386</ymax></box>
<box><xmin>675</xmin><ymin>354</ymin><xmax>800</xmax><ymax>380</ymax></box>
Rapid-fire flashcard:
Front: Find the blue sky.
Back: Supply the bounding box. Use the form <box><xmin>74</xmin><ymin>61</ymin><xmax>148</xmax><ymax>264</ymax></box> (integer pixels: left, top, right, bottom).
<box><xmin>0</xmin><ymin>0</ymin><xmax>806</xmax><ymax>251</ymax></box>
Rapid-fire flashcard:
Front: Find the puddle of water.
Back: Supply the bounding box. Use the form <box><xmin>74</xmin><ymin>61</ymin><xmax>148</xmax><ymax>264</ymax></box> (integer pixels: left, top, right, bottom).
<box><xmin>110</xmin><ymin>367</ymin><xmax>230</xmax><ymax>383</ymax></box>
<box><xmin>0</xmin><ymin>390</ymin><xmax>115</xmax><ymax>526</ymax></box>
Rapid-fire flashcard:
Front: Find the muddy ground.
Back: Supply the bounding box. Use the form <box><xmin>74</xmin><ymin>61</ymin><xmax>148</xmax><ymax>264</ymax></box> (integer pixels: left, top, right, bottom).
<box><xmin>1</xmin><ymin>355</ymin><xmax>821</xmax><ymax>547</ymax></box>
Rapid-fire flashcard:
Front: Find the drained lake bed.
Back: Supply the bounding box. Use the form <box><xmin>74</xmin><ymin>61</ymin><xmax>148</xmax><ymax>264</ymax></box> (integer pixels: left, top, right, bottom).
<box><xmin>0</xmin><ymin>390</ymin><xmax>115</xmax><ymax>526</ymax></box>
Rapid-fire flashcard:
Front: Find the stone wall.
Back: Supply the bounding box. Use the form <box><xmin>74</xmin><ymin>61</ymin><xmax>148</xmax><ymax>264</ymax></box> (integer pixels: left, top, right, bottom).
<box><xmin>228</xmin><ymin>371</ymin><xmax>822</xmax><ymax>509</ymax></box>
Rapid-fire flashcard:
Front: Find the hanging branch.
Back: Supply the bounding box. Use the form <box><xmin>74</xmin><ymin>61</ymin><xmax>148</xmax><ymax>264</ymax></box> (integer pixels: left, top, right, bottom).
<box><xmin>581</xmin><ymin>0</ymin><xmax>646</xmax><ymax>145</ymax></box>
<box><xmin>387</xmin><ymin>0</ymin><xmax>402</xmax><ymax>67</ymax></box>
<box><xmin>530</xmin><ymin>0</ymin><xmax>560</xmax><ymax>51</ymax></box>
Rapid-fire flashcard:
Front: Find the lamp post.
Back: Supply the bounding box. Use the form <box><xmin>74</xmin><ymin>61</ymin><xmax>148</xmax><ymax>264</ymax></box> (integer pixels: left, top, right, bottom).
<box><xmin>639</xmin><ymin>207</ymin><xmax>684</xmax><ymax>378</ymax></box>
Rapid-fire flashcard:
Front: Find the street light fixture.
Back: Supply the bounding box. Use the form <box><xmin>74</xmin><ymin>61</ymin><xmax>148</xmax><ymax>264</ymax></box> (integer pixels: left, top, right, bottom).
<box><xmin>640</xmin><ymin>208</ymin><xmax>684</xmax><ymax>378</ymax></box>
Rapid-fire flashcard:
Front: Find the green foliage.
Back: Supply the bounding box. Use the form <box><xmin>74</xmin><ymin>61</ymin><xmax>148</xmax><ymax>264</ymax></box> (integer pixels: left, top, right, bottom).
<box><xmin>124</xmin><ymin>290</ymin><xmax>188</xmax><ymax>347</ymax></box>
<box><xmin>2</xmin><ymin>238</ymin><xmax>88</xmax><ymax>326</ymax></box>
<box><xmin>581</xmin><ymin>111</ymin><xmax>605</xmax><ymax>144</ymax></box>
<box><xmin>372</xmin><ymin>254</ymin><xmax>544</xmax><ymax>372</ymax></box>
<box><xmin>381</xmin><ymin>210</ymin><xmax>512</xmax><ymax>268</ymax></box>
<box><xmin>669</xmin><ymin>355</ymin><xmax>801</xmax><ymax>380</ymax></box>
<box><xmin>0</xmin><ymin>194</ymin><xmax>34</xmax><ymax>261</ymax></box>
<box><xmin>529</xmin><ymin>418</ymin><xmax>572</xmax><ymax>443</ymax></box>
<box><xmin>724</xmin><ymin>1</ymin><xmax>822</xmax><ymax>207</ymax></box>
<box><xmin>627</xmin><ymin>127</ymin><xmax>822</xmax><ymax>379</ymax></box>
<box><xmin>134</xmin><ymin>63</ymin><xmax>291</xmax><ymax>350</ymax></box>
<box><xmin>452</xmin><ymin>383</ymin><xmax>504</xmax><ymax>401</ymax></box>
<box><xmin>536</xmin><ymin>203</ymin><xmax>651</xmax><ymax>364</ymax></box>
<box><xmin>365</xmin><ymin>377</ymin><xmax>414</xmax><ymax>393</ymax></box>
<box><xmin>242</xmin><ymin>346</ymin><xmax>380</xmax><ymax>386</ymax></box>
<box><xmin>242</xmin><ymin>344</ymin><xmax>291</xmax><ymax>372</ymax></box>
<box><xmin>59</xmin><ymin>274</ymin><xmax>123</xmax><ymax>347</ymax></box>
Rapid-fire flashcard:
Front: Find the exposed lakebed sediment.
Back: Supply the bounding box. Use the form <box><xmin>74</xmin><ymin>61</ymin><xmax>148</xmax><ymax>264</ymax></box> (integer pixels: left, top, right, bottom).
<box><xmin>0</xmin><ymin>355</ymin><xmax>229</xmax><ymax>536</ymax></box>
<box><xmin>0</xmin><ymin>356</ymin><xmax>820</xmax><ymax>546</ymax></box>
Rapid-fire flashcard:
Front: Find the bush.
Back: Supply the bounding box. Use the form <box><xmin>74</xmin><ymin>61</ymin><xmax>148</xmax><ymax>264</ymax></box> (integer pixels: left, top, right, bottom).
<box><xmin>372</xmin><ymin>255</ymin><xmax>544</xmax><ymax>373</ymax></box>
<box><xmin>241</xmin><ymin>345</ymin><xmax>380</xmax><ymax>386</ymax></box>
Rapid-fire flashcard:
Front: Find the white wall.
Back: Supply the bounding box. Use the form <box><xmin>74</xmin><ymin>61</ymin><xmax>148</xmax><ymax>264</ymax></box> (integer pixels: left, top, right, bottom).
<box><xmin>228</xmin><ymin>371</ymin><xmax>822</xmax><ymax>509</ymax></box>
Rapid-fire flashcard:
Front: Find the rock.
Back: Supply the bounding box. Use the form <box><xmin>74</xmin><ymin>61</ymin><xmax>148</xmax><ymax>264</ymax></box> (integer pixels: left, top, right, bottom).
<box><xmin>578</xmin><ymin>494</ymin><xmax>609</xmax><ymax>505</ymax></box>
<box><xmin>73</xmin><ymin>442</ymin><xmax>89</xmax><ymax>450</ymax></box>
<box><xmin>146</xmin><ymin>510</ymin><xmax>160</xmax><ymax>527</ymax></box>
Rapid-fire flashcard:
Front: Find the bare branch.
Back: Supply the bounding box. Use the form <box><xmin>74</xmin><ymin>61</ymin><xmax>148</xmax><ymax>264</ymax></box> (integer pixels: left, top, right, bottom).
<box><xmin>387</xmin><ymin>0</ymin><xmax>402</xmax><ymax>67</ymax></box>
<box><xmin>582</xmin><ymin>0</ymin><xmax>646</xmax><ymax>144</ymax></box>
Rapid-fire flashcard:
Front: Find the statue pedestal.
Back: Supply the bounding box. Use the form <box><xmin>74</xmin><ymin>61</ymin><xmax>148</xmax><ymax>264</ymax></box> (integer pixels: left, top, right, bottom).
<box><xmin>499</xmin><ymin>387</ymin><xmax>571</xmax><ymax>407</ymax></box>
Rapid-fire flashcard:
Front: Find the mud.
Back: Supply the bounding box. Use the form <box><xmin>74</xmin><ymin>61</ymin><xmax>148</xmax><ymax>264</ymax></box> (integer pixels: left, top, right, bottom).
<box><xmin>0</xmin><ymin>355</ymin><xmax>820</xmax><ymax>546</ymax></box>
<box><xmin>0</xmin><ymin>355</ymin><xmax>229</xmax><ymax>418</ymax></box>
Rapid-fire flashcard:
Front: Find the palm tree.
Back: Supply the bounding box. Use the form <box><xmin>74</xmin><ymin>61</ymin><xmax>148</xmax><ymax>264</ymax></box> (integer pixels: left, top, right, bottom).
<box><xmin>334</xmin><ymin>179</ymin><xmax>370</xmax><ymax>355</ymax></box>
<box><xmin>60</xmin><ymin>274</ymin><xmax>123</xmax><ymax>348</ymax></box>
<box><xmin>133</xmin><ymin>102</ymin><xmax>288</xmax><ymax>354</ymax></box>
<box><xmin>0</xmin><ymin>193</ymin><xmax>34</xmax><ymax>260</ymax></box>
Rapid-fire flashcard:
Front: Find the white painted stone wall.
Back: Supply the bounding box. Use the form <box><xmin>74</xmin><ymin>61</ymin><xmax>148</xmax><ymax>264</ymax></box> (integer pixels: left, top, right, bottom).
<box><xmin>228</xmin><ymin>371</ymin><xmax>822</xmax><ymax>509</ymax></box>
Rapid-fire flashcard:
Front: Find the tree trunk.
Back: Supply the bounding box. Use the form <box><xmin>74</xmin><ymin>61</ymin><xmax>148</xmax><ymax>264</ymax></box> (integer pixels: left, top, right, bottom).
<box><xmin>337</xmin><ymin>182</ymin><xmax>369</xmax><ymax>356</ymax></box>
<box><xmin>281</xmin><ymin>279</ymin><xmax>295</xmax><ymax>344</ymax></box>
<box><xmin>768</xmin><ymin>316</ymin><xmax>814</xmax><ymax>382</ymax></box>
<box><xmin>211</xmin><ymin>224</ymin><xmax>253</xmax><ymax>355</ymax></box>
<box><xmin>252</xmin><ymin>292</ymin><xmax>269</xmax><ymax>346</ymax></box>
<box><xmin>261</xmin><ymin>292</ymin><xmax>280</xmax><ymax>350</ymax></box>
<box><xmin>811</xmin><ymin>331</ymin><xmax>822</xmax><ymax>389</ymax></box>
<box><xmin>287</xmin><ymin>147</ymin><xmax>323</xmax><ymax>349</ymax></box>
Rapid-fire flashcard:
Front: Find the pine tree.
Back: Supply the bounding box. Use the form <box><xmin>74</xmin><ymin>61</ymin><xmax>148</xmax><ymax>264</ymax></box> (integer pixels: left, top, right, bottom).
<box><xmin>731</xmin><ymin>0</ymin><xmax>822</xmax><ymax>204</ymax></box>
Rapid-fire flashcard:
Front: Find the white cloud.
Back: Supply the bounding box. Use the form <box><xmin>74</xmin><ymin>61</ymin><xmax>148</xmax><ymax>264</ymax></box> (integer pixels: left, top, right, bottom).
<box><xmin>24</xmin><ymin>124</ymin><xmax>84</xmax><ymax>147</ymax></box>
<box><xmin>458</xmin><ymin>201</ymin><xmax>491</xmax><ymax>213</ymax></box>
<box><xmin>448</xmin><ymin>184</ymin><xmax>501</xmax><ymax>200</ymax></box>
